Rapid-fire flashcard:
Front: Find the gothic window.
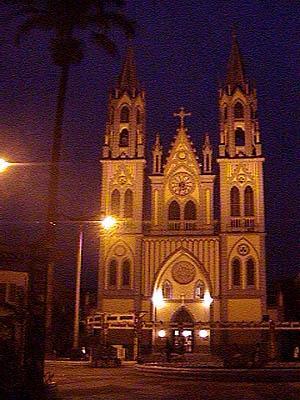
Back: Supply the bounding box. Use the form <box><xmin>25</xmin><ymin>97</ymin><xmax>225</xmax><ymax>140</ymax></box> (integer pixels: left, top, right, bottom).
<box><xmin>109</xmin><ymin>259</ymin><xmax>117</xmax><ymax>286</ymax></box>
<box><xmin>232</xmin><ymin>258</ymin><xmax>241</xmax><ymax>286</ymax></box>
<box><xmin>162</xmin><ymin>280</ymin><xmax>172</xmax><ymax>299</ymax></box>
<box><xmin>119</xmin><ymin>129</ymin><xmax>129</xmax><ymax>147</ymax></box>
<box><xmin>120</xmin><ymin>105</ymin><xmax>130</xmax><ymax>122</ymax></box>
<box><xmin>111</xmin><ymin>189</ymin><xmax>120</xmax><ymax>216</ymax></box>
<box><xmin>224</xmin><ymin>106</ymin><xmax>228</xmax><ymax>120</ymax></box>
<box><xmin>194</xmin><ymin>280</ymin><xmax>205</xmax><ymax>299</ymax></box>
<box><xmin>137</xmin><ymin>108</ymin><xmax>141</xmax><ymax>124</ymax></box>
<box><xmin>121</xmin><ymin>259</ymin><xmax>131</xmax><ymax>287</ymax></box>
<box><xmin>124</xmin><ymin>189</ymin><xmax>133</xmax><ymax>218</ymax></box>
<box><xmin>184</xmin><ymin>200</ymin><xmax>196</xmax><ymax>220</ymax></box>
<box><xmin>235</xmin><ymin>128</ymin><xmax>245</xmax><ymax>146</ymax></box>
<box><xmin>168</xmin><ymin>200</ymin><xmax>180</xmax><ymax>220</ymax></box>
<box><xmin>246</xmin><ymin>258</ymin><xmax>255</xmax><ymax>286</ymax></box>
<box><xmin>244</xmin><ymin>186</ymin><xmax>254</xmax><ymax>216</ymax></box>
<box><xmin>230</xmin><ymin>186</ymin><xmax>240</xmax><ymax>216</ymax></box>
<box><xmin>234</xmin><ymin>102</ymin><xmax>244</xmax><ymax>119</ymax></box>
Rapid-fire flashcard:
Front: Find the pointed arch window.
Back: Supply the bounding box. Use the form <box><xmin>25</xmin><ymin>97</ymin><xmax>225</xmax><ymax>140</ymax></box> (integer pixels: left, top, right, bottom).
<box><xmin>136</xmin><ymin>108</ymin><xmax>141</xmax><ymax>124</ymax></box>
<box><xmin>120</xmin><ymin>105</ymin><xmax>129</xmax><ymax>123</ymax></box>
<box><xmin>194</xmin><ymin>280</ymin><xmax>205</xmax><ymax>299</ymax></box>
<box><xmin>230</xmin><ymin>186</ymin><xmax>240</xmax><ymax>217</ymax></box>
<box><xmin>246</xmin><ymin>258</ymin><xmax>255</xmax><ymax>286</ymax></box>
<box><xmin>168</xmin><ymin>200</ymin><xmax>180</xmax><ymax>220</ymax></box>
<box><xmin>119</xmin><ymin>129</ymin><xmax>129</xmax><ymax>147</ymax></box>
<box><xmin>235</xmin><ymin>128</ymin><xmax>245</xmax><ymax>146</ymax></box>
<box><xmin>121</xmin><ymin>259</ymin><xmax>131</xmax><ymax>287</ymax></box>
<box><xmin>232</xmin><ymin>258</ymin><xmax>241</xmax><ymax>287</ymax></box>
<box><xmin>244</xmin><ymin>186</ymin><xmax>254</xmax><ymax>216</ymax></box>
<box><xmin>124</xmin><ymin>189</ymin><xmax>133</xmax><ymax>218</ymax></box>
<box><xmin>111</xmin><ymin>189</ymin><xmax>120</xmax><ymax>216</ymax></box>
<box><xmin>224</xmin><ymin>106</ymin><xmax>228</xmax><ymax>120</ymax></box>
<box><xmin>234</xmin><ymin>102</ymin><xmax>244</xmax><ymax>119</ymax></box>
<box><xmin>184</xmin><ymin>200</ymin><xmax>196</xmax><ymax>220</ymax></box>
<box><xmin>162</xmin><ymin>280</ymin><xmax>172</xmax><ymax>299</ymax></box>
<box><xmin>109</xmin><ymin>259</ymin><xmax>117</xmax><ymax>286</ymax></box>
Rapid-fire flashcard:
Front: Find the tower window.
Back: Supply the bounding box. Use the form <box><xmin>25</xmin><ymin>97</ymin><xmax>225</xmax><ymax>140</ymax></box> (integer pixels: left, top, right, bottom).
<box><xmin>234</xmin><ymin>102</ymin><xmax>244</xmax><ymax>119</ymax></box>
<box><xmin>184</xmin><ymin>200</ymin><xmax>196</xmax><ymax>220</ymax></box>
<box><xmin>244</xmin><ymin>186</ymin><xmax>254</xmax><ymax>216</ymax></box>
<box><xmin>235</xmin><ymin>128</ymin><xmax>245</xmax><ymax>146</ymax></box>
<box><xmin>121</xmin><ymin>259</ymin><xmax>131</xmax><ymax>287</ymax></box>
<box><xmin>124</xmin><ymin>189</ymin><xmax>133</xmax><ymax>218</ymax></box>
<box><xmin>137</xmin><ymin>108</ymin><xmax>141</xmax><ymax>124</ymax></box>
<box><xmin>109</xmin><ymin>259</ymin><xmax>117</xmax><ymax>286</ymax></box>
<box><xmin>224</xmin><ymin>106</ymin><xmax>228</xmax><ymax>120</ymax></box>
<box><xmin>246</xmin><ymin>258</ymin><xmax>255</xmax><ymax>286</ymax></box>
<box><xmin>194</xmin><ymin>280</ymin><xmax>205</xmax><ymax>299</ymax></box>
<box><xmin>232</xmin><ymin>258</ymin><xmax>241</xmax><ymax>286</ymax></box>
<box><xmin>162</xmin><ymin>280</ymin><xmax>172</xmax><ymax>299</ymax></box>
<box><xmin>119</xmin><ymin>129</ymin><xmax>129</xmax><ymax>147</ymax></box>
<box><xmin>230</xmin><ymin>186</ymin><xmax>240</xmax><ymax>216</ymax></box>
<box><xmin>168</xmin><ymin>200</ymin><xmax>180</xmax><ymax>220</ymax></box>
<box><xmin>120</xmin><ymin>106</ymin><xmax>130</xmax><ymax>123</ymax></box>
<box><xmin>111</xmin><ymin>189</ymin><xmax>120</xmax><ymax>216</ymax></box>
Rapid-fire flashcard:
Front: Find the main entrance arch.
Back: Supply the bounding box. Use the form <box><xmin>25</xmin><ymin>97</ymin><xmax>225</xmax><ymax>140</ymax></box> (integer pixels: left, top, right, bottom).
<box><xmin>171</xmin><ymin>306</ymin><xmax>195</xmax><ymax>352</ymax></box>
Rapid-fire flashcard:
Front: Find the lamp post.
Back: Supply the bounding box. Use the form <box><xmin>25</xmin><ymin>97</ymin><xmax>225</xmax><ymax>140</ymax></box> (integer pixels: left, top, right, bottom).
<box><xmin>72</xmin><ymin>215</ymin><xmax>117</xmax><ymax>350</ymax></box>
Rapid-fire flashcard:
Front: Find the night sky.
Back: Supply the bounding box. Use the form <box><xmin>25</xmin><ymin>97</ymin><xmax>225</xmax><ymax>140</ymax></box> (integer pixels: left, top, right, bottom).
<box><xmin>0</xmin><ymin>1</ymin><xmax>299</xmax><ymax>292</ymax></box>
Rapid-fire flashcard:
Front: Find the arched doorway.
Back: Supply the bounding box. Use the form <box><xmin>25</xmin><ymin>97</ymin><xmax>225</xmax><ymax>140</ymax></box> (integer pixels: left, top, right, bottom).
<box><xmin>171</xmin><ymin>307</ymin><xmax>194</xmax><ymax>352</ymax></box>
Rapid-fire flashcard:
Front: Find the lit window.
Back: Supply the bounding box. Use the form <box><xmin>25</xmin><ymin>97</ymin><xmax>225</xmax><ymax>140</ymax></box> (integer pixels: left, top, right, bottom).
<box><xmin>195</xmin><ymin>281</ymin><xmax>205</xmax><ymax>299</ymax></box>
<box><xmin>162</xmin><ymin>280</ymin><xmax>172</xmax><ymax>299</ymax></box>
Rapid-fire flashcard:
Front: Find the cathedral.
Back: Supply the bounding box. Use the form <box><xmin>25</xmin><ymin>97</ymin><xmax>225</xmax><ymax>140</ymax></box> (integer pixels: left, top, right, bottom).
<box><xmin>96</xmin><ymin>33</ymin><xmax>266</xmax><ymax>355</ymax></box>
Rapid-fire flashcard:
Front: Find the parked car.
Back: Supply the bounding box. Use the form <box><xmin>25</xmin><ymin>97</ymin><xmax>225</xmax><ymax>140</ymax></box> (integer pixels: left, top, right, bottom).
<box><xmin>90</xmin><ymin>344</ymin><xmax>121</xmax><ymax>368</ymax></box>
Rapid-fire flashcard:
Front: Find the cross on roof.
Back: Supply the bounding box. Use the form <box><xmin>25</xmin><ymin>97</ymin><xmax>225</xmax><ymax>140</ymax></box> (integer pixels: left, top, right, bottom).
<box><xmin>173</xmin><ymin>107</ymin><xmax>191</xmax><ymax>128</ymax></box>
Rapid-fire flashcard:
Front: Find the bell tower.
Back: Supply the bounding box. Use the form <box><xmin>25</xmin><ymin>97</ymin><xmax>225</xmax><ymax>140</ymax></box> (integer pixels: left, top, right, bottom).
<box><xmin>217</xmin><ymin>31</ymin><xmax>266</xmax><ymax>322</ymax></box>
<box><xmin>99</xmin><ymin>45</ymin><xmax>146</xmax><ymax>314</ymax></box>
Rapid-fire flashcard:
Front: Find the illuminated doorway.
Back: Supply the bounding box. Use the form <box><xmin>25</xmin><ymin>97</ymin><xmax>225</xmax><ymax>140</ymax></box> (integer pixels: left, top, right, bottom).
<box><xmin>171</xmin><ymin>307</ymin><xmax>194</xmax><ymax>353</ymax></box>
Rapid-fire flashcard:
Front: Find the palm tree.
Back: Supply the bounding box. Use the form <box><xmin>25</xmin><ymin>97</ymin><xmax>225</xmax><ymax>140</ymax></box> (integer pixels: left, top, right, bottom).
<box><xmin>3</xmin><ymin>0</ymin><xmax>134</xmax><ymax>361</ymax></box>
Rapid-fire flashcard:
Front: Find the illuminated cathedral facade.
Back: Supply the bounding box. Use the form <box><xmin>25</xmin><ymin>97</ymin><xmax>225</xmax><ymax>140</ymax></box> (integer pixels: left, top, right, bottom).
<box><xmin>97</xmin><ymin>33</ymin><xmax>266</xmax><ymax>353</ymax></box>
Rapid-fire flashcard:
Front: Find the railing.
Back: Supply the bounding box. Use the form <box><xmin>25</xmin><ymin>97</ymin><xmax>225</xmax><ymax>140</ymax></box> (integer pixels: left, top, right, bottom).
<box><xmin>230</xmin><ymin>217</ymin><xmax>255</xmax><ymax>231</ymax></box>
<box><xmin>168</xmin><ymin>220</ymin><xmax>198</xmax><ymax>231</ymax></box>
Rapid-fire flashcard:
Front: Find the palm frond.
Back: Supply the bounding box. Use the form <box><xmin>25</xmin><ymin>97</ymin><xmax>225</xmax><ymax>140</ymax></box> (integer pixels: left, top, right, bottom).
<box><xmin>92</xmin><ymin>31</ymin><xmax>117</xmax><ymax>56</ymax></box>
<box><xmin>15</xmin><ymin>14</ymin><xmax>53</xmax><ymax>45</ymax></box>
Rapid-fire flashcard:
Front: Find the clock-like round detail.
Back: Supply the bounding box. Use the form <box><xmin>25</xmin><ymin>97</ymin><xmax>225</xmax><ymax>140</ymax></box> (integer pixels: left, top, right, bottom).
<box><xmin>118</xmin><ymin>175</ymin><xmax>127</xmax><ymax>185</ymax></box>
<box><xmin>170</xmin><ymin>172</ymin><xmax>194</xmax><ymax>196</ymax></box>
<box><xmin>172</xmin><ymin>262</ymin><xmax>196</xmax><ymax>284</ymax></box>
<box><xmin>114</xmin><ymin>244</ymin><xmax>126</xmax><ymax>256</ymax></box>
<box><xmin>238</xmin><ymin>244</ymin><xmax>250</xmax><ymax>256</ymax></box>
<box><xmin>177</xmin><ymin>151</ymin><xmax>186</xmax><ymax>160</ymax></box>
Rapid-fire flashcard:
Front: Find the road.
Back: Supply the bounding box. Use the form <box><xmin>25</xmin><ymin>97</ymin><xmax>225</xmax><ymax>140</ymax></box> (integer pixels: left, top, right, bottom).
<box><xmin>46</xmin><ymin>362</ymin><xmax>300</xmax><ymax>400</ymax></box>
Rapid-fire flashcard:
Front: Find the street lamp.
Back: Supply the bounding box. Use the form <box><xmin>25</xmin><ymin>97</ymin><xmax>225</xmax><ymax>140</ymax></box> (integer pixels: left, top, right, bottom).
<box><xmin>0</xmin><ymin>158</ymin><xmax>10</xmax><ymax>172</ymax></box>
<box><xmin>73</xmin><ymin>215</ymin><xmax>117</xmax><ymax>349</ymax></box>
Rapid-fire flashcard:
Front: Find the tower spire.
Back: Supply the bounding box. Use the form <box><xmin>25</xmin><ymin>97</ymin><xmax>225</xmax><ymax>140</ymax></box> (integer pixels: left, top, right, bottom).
<box><xmin>226</xmin><ymin>28</ymin><xmax>246</xmax><ymax>87</ymax></box>
<box><xmin>118</xmin><ymin>43</ymin><xmax>139</xmax><ymax>92</ymax></box>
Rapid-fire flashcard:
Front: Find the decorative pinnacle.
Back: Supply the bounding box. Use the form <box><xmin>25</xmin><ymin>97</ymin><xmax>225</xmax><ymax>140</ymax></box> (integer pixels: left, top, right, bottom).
<box><xmin>173</xmin><ymin>107</ymin><xmax>191</xmax><ymax>128</ymax></box>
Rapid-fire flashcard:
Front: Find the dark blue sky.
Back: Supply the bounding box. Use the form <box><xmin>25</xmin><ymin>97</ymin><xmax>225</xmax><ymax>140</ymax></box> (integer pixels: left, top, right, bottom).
<box><xmin>0</xmin><ymin>1</ymin><xmax>299</xmax><ymax>290</ymax></box>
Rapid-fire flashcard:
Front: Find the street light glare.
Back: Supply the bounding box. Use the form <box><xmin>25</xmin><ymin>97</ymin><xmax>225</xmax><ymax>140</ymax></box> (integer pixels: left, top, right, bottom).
<box><xmin>0</xmin><ymin>158</ymin><xmax>10</xmax><ymax>172</ymax></box>
<box><xmin>101</xmin><ymin>215</ymin><xmax>117</xmax><ymax>230</ymax></box>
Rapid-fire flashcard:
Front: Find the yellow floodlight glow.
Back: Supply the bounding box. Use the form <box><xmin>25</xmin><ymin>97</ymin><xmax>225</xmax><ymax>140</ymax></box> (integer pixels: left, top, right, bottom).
<box><xmin>0</xmin><ymin>158</ymin><xmax>10</xmax><ymax>173</ymax></box>
<box><xmin>203</xmin><ymin>291</ymin><xmax>213</xmax><ymax>308</ymax></box>
<box><xmin>151</xmin><ymin>289</ymin><xmax>165</xmax><ymax>309</ymax></box>
<box><xmin>158</xmin><ymin>329</ymin><xmax>166</xmax><ymax>338</ymax></box>
<box><xmin>101</xmin><ymin>215</ymin><xmax>117</xmax><ymax>230</ymax></box>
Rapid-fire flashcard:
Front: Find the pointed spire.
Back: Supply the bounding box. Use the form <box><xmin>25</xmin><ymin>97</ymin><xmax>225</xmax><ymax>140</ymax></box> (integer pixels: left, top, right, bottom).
<box><xmin>226</xmin><ymin>27</ymin><xmax>246</xmax><ymax>87</ymax></box>
<box><xmin>203</xmin><ymin>133</ymin><xmax>211</xmax><ymax>149</ymax></box>
<box><xmin>118</xmin><ymin>44</ymin><xmax>139</xmax><ymax>92</ymax></box>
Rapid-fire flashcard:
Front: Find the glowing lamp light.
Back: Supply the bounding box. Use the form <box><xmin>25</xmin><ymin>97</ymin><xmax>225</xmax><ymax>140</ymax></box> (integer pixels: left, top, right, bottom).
<box><xmin>158</xmin><ymin>329</ymin><xmax>166</xmax><ymax>338</ymax></box>
<box><xmin>203</xmin><ymin>291</ymin><xmax>213</xmax><ymax>307</ymax></box>
<box><xmin>0</xmin><ymin>158</ymin><xmax>10</xmax><ymax>173</ymax></box>
<box><xmin>199</xmin><ymin>329</ymin><xmax>209</xmax><ymax>339</ymax></box>
<box><xmin>182</xmin><ymin>330</ymin><xmax>191</xmax><ymax>338</ymax></box>
<box><xmin>152</xmin><ymin>289</ymin><xmax>165</xmax><ymax>309</ymax></box>
<box><xmin>101</xmin><ymin>215</ymin><xmax>117</xmax><ymax>230</ymax></box>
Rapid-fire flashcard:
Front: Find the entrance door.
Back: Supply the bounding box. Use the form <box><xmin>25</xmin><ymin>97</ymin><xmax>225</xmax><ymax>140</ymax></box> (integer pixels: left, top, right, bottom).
<box><xmin>173</xmin><ymin>329</ymin><xmax>193</xmax><ymax>353</ymax></box>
